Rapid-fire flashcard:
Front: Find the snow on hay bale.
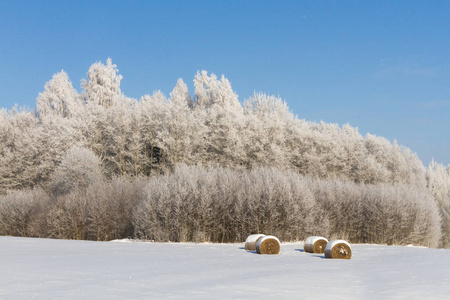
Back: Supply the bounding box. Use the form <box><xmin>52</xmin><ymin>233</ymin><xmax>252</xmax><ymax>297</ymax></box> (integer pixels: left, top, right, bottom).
<box><xmin>303</xmin><ymin>236</ymin><xmax>312</xmax><ymax>252</ymax></box>
<box><xmin>324</xmin><ymin>240</ymin><xmax>352</xmax><ymax>259</ymax></box>
<box><xmin>256</xmin><ymin>235</ymin><xmax>281</xmax><ymax>255</ymax></box>
<box><xmin>245</xmin><ymin>234</ymin><xmax>266</xmax><ymax>251</ymax></box>
<box><xmin>304</xmin><ymin>236</ymin><xmax>328</xmax><ymax>253</ymax></box>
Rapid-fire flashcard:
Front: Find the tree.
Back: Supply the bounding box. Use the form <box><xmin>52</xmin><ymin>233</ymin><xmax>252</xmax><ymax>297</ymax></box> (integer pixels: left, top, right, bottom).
<box><xmin>164</xmin><ymin>79</ymin><xmax>196</xmax><ymax>167</ymax></box>
<box><xmin>426</xmin><ymin>160</ymin><xmax>450</xmax><ymax>247</ymax></box>
<box><xmin>243</xmin><ymin>92</ymin><xmax>293</xmax><ymax>169</ymax></box>
<box><xmin>50</xmin><ymin>146</ymin><xmax>103</xmax><ymax>196</ymax></box>
<box><xmin>81</xmin><ymin>58</ymin><xmax>122</xmax><ymax>108</ymax></box>
<box><xmin>193</xmin><ymin>71</ymin><xmax>245</xmax><ymax>167</ymax></box>
<box><xmin>97</xmin><ymin>97</ymin><xmax>138</xmax><ymax>176</ymax></box>
<box><xmin>136</xmin><ymin>91</ymin><xmax>169</xmax><ymax>174</ymax></box>
<box><xmin>171</xmin><ymin>78</ymin><xmax>193</xmax><ymax>108</ymax></box>
<box><xmin>0</xmin><ymin>107</ymin><xmax>43</xmax><ymax>192</ymax></box>
<box><xmin>37</xmin><ymin>70</ymin><xmax>80</xmax><ymax>118</ymax></box>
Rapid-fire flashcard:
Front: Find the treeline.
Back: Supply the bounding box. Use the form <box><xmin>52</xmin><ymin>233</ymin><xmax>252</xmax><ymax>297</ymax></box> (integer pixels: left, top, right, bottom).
<box><xmin>0</xmin><ymin>58</ymin><xmax>449</xmax><ymax>247</ymax></box>
<box><xmin>0</xmin><ymin>59</ymin><xmax>428</xmax><ymax>191</ymax></box>
<box><xmin>0</xmin><ymin>165</ymin><xmax>442</xmax><ymax>247</ymax></box>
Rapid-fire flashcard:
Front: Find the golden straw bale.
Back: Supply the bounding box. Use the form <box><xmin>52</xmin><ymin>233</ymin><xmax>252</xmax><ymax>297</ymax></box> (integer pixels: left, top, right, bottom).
<box><xmin>324</xmin><ymin>240</ymin><xmax>352</xmax><ymax>259</ymax></box>
<box><xmin>244</xmin><ymin>234</ymin><xmax>265</xmax><ymax>251</ymax></box>
<box><xmin>304</xmin><ymin>236</ymin><xmax>328</xmax><ymax>253</ymax></box>
<box><xmin>311</xmin><ymin>237</ymin><xmax>328</xmax><ymax>254</ymax></box>
<box><xmin>256</xmin><ymin>236</ymin><xmax>281</xmax><ymax>255</ymax></box>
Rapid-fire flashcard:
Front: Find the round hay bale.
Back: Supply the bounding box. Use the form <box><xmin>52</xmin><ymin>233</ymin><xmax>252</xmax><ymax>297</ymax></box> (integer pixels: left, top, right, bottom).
<box><xmin>304</xmin><ymin>236</ymin><xmax>328</xmax><ymax>253</ymax></box>
<box><xmin>244</xmin><ymin>234</ymin><xmax>265</xmax><ymax>251</ymax></box>
<box><xmin>310</xmin><ymin>236</ymin><xmax>328</xmax><ymax>253</ymax></box>
<box><xmin>324</xmin><ymin>240</ymin><xmax>352</xmax><ymax>259</ymax></box>
<box><xmin>256</xmin><ymin>235</ymin><xmax>281</xmax><ymax>255</ymax></box>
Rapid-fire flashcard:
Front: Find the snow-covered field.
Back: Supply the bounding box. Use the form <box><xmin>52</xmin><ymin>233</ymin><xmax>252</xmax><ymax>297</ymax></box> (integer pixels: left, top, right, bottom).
<box><xmin>1</xmin><ymin>237</ymin><xmax>449</xmax><ymax>299</ymax></box>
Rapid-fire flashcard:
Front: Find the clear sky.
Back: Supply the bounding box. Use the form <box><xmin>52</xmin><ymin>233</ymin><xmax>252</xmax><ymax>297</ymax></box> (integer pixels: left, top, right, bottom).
<box><xmin>1</xmin><ymin>0</ymin><xmax>449</xmax><ymax>166</ymax></box>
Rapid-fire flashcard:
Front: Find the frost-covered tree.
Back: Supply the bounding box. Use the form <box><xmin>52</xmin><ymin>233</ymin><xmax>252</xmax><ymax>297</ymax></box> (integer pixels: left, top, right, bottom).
<box><xmin>96</xmin><ymin>97</ymin><xmax>139</xmax><ymax>176</ymax></box>
<box><xmin>171</xmin><ymin>78</ymin><xmax>193</xmax><ymax>108</ymax></box>
<box><xmin>0</xmin><ymin>107</ymin><xmax>43</xmax><ymax>192</ymax></box>
<box><xmin>194</xmin><ymin>71</ymin><xmax>242</xmax><ymax>110</ymax></box>
<box><xmin>194</xmin><ymin>71</ymin><xmax>245</xmax><ymax>167</ymax></box>
<box><xmin>50</xmin><ymin>146</ymin><xmax>103</xmax><ymax>196</ymax></box>
<box><xmin>164</xmin><ymin>79</ymin><xmax>196</xmax><ymax>167</ymax></box>
<box><xmin>1</xmin><ymin>105</ymin><xmax>82</xmax><ymax>192</ymax></box>
<box><xmin>136</xmin><ymin>91</ymin><xmax>169</xmax><ymax>174</ymax></box>
<box><xmin>81</xmin><ymin>58</ymin><xmax>122</xmax><ymax>108</ymax></box>
<box><xmin>244</xmin><ymin>92</ymin><xmax>294</xmax><ymax>169</ymax></box>
<box><xmin>193</xmin><ymin>70</ymin><xmax>216</xmax><ymax>108</ymax></box>
<box><xmin>37</xmin><ymin>70</ymin><xmax>80</xmax><ymax>118</ymax></box>
<box><xmin>363</xmin><ymin>133</ymin><xmax>392</xmax><ymax>183</ymax></box>
<box><xmin>426</xmin><ymin>160</ymin><xmax>450</xmax><ymax>247</ymax></box>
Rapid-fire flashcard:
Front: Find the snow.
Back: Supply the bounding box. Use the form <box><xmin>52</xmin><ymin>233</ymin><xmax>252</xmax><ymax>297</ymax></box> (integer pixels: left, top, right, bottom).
<box><xmin>256</xmin><ymin>235</ymin><xmax>280</xmax><ymax>247</ymax></box>
<box><xmin>325</xmin><ymin>239</ymin><xmax>351</xmax><ymax>252</ymax></box>
<box><xmin>309</xmin><ymin>236</ymin><xmax>328</xmax><ymax>245</ymax></box>
<box><xmin>244</xmin><ymin>234</ymin><xmax>265</xmax><ymax>244</ymax></box>
<box><xmin>1</xmin><ymin>236</ymin><xmax>449</xmax><ymax>299</ymax></box>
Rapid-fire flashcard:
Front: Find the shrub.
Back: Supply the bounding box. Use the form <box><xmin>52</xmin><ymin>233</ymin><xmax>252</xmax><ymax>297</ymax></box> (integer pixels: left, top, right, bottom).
<box><xmin>0</xmin><ymin>188</ymin><xmax>50</xmax><ymax>237</ymax></box>
<box><xmin>133</xmin><ymin>165</ymin><xmax>442</xmax><ymax>247</ymax></box>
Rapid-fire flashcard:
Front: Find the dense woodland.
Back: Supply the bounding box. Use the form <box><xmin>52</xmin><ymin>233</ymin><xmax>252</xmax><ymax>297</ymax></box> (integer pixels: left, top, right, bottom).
<box><xmin>0</xmin><ymin>59</ymin><xmax>449</xmax><ymax>247</ymax></box>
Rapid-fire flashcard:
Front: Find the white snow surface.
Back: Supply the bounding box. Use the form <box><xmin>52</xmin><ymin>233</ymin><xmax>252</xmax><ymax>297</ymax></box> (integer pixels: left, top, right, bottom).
<box><xmin>1</xmin><ymin>236</ymin><xmax>449</xmax><ymax>299</ymax></box>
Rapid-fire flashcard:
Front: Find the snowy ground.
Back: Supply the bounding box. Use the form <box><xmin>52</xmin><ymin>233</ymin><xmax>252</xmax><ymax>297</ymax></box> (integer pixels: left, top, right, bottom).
<box><xmin>0</xmin><ymin>237</ymin><xmax>449</xmax><ymax>299</ymax></box>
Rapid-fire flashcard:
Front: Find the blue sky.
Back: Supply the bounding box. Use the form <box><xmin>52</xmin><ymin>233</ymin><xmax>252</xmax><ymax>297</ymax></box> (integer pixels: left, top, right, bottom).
<box><xmin>0</xmin><ymin>1</ymin><xmax>449</xmax><ymax>166</ymax></box>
